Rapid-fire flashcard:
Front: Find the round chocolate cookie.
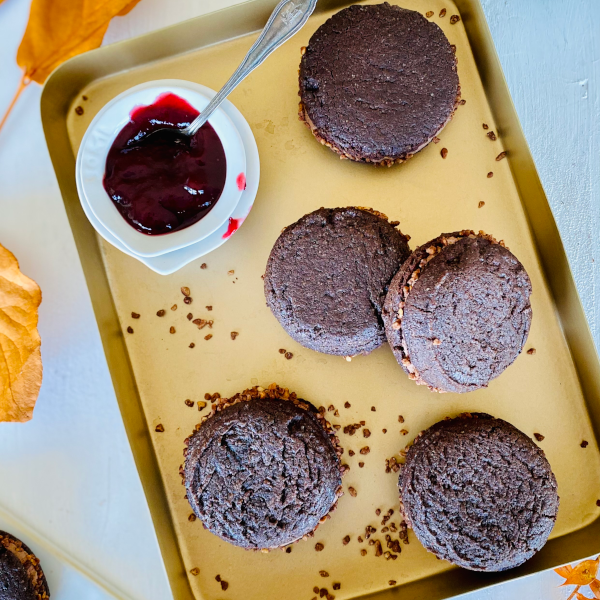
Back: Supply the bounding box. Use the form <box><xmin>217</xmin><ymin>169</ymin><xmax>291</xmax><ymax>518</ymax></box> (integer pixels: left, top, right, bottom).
<box><xmin>299</xmin><ymin>3</ymin><xmax>460</xmax><ymax>165</ymax></box>
<box><xmin>0</xmin><ymin>531</ymin><xmax>50</xmax><ymax>599</ymax></box>
<box><xmin>399</xmin><ymin>414</ymin><xmax>559</xmax><ymax>571</ymax></box>
<box><xmin>383</xmin><ymin>231</ymin><xmax>532</xmax><ymax>392</ymax></box>
<box><xmin>264</xmin><ymin>207</ymin><xmax>411</xmax><ymax>356</ymax></box>
<box><xmin>183</xmin><ymin>385</ymin><xmax>343</xmax><ymax>550</ymax></box>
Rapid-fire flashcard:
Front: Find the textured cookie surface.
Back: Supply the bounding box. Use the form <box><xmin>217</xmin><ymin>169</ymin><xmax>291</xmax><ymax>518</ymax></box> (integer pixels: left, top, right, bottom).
<box><xmin>299</xmin><ymin>3</ymin><xmax>460</xmax><ymax>164</ymax></box>
<box><xmin>264</xmin><ymin>207</ymin><xmax>410</xmax><ymax>356</ymax></box>
<box><xmin>383</xmin><ymin>233</ymin><xmax>532</xmax><ymax>392</ymax></box>
<box><xmin>0</xmin><ymin>531</ymin><xmax>49</xmax><ymax>600</ymax></box>
<box><xmin>399</xmin><ymin>414</ymin><xmax>559</xmax><ymax>571</ymax></box>
<box><xmin>184</xmin><ymin>397</ymin><xmax>342</xmax><ymax>549</ymax></box>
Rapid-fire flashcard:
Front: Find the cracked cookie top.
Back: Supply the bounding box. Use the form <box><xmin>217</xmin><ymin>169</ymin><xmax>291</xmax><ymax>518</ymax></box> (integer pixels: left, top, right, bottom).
<box><xmin>399</xmin><ymin>414</ymin><xmax>559</xmax><ymax>571</ymax></box>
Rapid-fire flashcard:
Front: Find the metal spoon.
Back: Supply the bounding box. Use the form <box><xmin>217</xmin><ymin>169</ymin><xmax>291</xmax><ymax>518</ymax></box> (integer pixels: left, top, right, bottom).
<box><xmin>141</xmin><ymin>0</ymin><xmax>317</xmax><ymax>146</ymax></box>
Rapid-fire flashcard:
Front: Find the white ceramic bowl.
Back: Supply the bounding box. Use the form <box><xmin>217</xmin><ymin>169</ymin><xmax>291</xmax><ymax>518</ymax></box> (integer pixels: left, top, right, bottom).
<box><xmin>76</xmin><ymin>81</ymin><xmax>246</xmax><ymax>258</ymax></box>
<box><xmin>75</xmin><ymin>81</ymin><xmax>260</xmax><ymax>275</ymax></box>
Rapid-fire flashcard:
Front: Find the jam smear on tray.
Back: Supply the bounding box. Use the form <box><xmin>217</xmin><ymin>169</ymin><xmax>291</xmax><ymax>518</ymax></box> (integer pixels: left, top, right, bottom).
<box><xmin>103</xmin><ymin>92</ymin><xmax>226</xmax><ymax>235</ymax></box>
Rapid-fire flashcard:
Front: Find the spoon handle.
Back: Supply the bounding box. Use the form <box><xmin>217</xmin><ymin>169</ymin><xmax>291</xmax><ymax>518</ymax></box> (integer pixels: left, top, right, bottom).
<box><xmin>187</xmin><ymin>0</ymin><xmax>317</xmax><ymax>136</ymax></box>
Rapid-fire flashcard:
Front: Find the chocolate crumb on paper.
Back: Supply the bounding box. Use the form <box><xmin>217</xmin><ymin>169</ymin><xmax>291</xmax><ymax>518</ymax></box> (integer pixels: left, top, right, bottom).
<box><xmin>189</xmin><ymin>567</ymin><xmax>200</xmax><ymax>576</ymax></box>
<box><xmin>439</xmin><ymin>8</ymin><xmax>446</xmax><ymax>17</ymax></box>
<box><xmin>315</xmin><ymin>542</ymin><xmax>324</xmax><ymax>551</ymax></box>
<box><xmin>155</xmin><ymin>424</ymin><xmax>164</xmax><ymax>432</ymax></box>
<box><xmin>450</xmin><ymin>14</ymin><xmax>460</xmax><ymax>24</ymax></box>
<box><xmin>187</xmin><ymin>313</ymin><xmax>193</xmax><ymax>320</ymax></box>
<box><xmin>230</xmin><ymin>331</ymin><xmax>239</xmax><ymax>340</ymax></box>
<box><xmin>185</xmin><ymin>399</ymin><xmax>194</xmax><ymax>407</ymax></box>
<box><xmin>170</xmin><ymin>326</ymin><xmax>176</xmax><ymax>334</ymax></box>
<box><xmin>75</xmin><ymin>106</ymin><xmax>84</xmax><ymax>115</ymax></box>
<box><xmin>206</xmin><ymin>305</ymin><xmax>213</xmax><ymax>311</ymax></box>
<box><xmin>534</xmin><ymin>433</ymin><xmax>545</xmax><ymax>442</ymax></box>
<box><xmin>527</xmin><ymin>348</ymin><xmax>536</xmax><ymax>355</ymax></box>
<box><xmin>440</xmin><ymin>147</ymin><xmax>448</xmax><ymax>159</ymax></box>
<box><xmin>184</xmin><ymin>297</ymin><xmax>192</xmax><ymax>304</ymax></box>
<box><xmin>200</xmin><ymin>263</ymin><xmax>207</xmax><ymax>269</ymax></box>
<box><xmin>319</xmin><ymin>571</ymin><xmax>329</xmax><ymax>578</ymax></box>
<box><xmin>425</xmin><ymin>10</ymin><xmax>434</xmax><ymax>17</ymax></box>
<box><xmin>157</xmin><ymin>309</ymin><xmax>166</xmax><ymax>317</ymax></box>
<box><xmin>342</xmin><ymin>535</ymin><xmax>350</xmax><ymax>545</ymax></box>
<box><xmin>126</xmin><ymin>326</ymin><xmax>134</xmax><ymax>334</ymax></box>
<box><xmin>285</xmin><ymin>352</ymin><xmax>293</xmax><ymax>360</ymax></box>
<box><xmin>478</xmin><ymin>201</ymin><xmax>485</xmax><ymax>208</ymax></box>
<box><xmin>131</xmin><ymin>312</ymin><xmax>140</xmax><ymax>319</ymax></box>
<box><xmin>181</xmin><ymin>287</ymin><xmax>190</xmax><ymax>296</ymax></box>
<box><xmin>487</xmin><ymin>131</ymin><xmax>497</xmax><ymax>141</ymax></box>
<box><xmin>188</xmin><ymin>513</ymin><xmax>196</xmax><ymax>522</ymax></box>
<box><xmin>344</xmin><ymin>402</ymin><xmax>351</xmax><ymax>409</ymax></box>
<box><xmin>483</xmin><ymin>123</ymin><xmax>489</xmax><ymax>130</ymax></box>
<box><xmin>189</xmin><ymin>343</ymin><xmax>195</xmax><ymax>348</ymax></box>
<box><xmin>581</xmin><ymin>440</ymin><xmax>589</xmax><ymax>448</ymax></box>
<box><xmin>171</xmin><ymin>304</ymin><xmax>177</xmax><ymax>311</ymax></box>
<box><xmin>487</xmin><ymin>171</ymin><xmax>494</xmax><ymax>178</ymax></box>
<box><xmin>348</xmin><ymin>487</ymin><xmax>357</xmax><ymax>497</ymax></box>
<box><xmin>496</xmin><ymin>151</ymin><xmax>507</xmax><ymax>161</ymax></box>
<box><xmin>333</xmin><ymin>583</ymin><xmax>341</xmax><ymax>590</ymax></box>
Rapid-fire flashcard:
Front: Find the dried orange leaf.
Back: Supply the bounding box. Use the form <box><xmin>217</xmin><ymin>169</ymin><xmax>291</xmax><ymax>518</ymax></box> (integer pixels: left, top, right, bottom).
<box><xmin>17</xmin><ymin>0</ymin><xmax>143</xmax><ymax>84</ymax></box>
<box><xmin>575</xmin><ymin>593</ymin><xmax>595</xmax><ymax>600</ymax></box>
<box><xmin>556</xmin><ymin>565</ymin><xmax>575</xmax><ymax>578</ymax></box>
<box><xmin>561</xmin><ymin>560</ymin><xmax>600</xmax><ymax>587</ymax></box>
<box><xmin>590</xmin><ymin>579</ymin><xmax>600</xmax><ymax>600</ymax></box>
<box><xmin>0</xmin><ymin>244</ymin><xmax>42</xmax><ymax>422</ymax></box>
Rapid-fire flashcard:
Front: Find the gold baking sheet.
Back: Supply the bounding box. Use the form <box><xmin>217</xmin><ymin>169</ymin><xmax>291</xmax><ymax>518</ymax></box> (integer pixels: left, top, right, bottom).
<box><xmin>41</xmin><ymin>1</ymin><xmax>600</xmax><ymax>599</ymax></box>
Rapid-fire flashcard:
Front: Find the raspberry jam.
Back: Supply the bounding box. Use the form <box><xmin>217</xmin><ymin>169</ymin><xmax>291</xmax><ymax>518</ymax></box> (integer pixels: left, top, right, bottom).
<box><xmin>103</xmin><ymin>93</ymin><xmax>226</xmax><ymax>235</ymax></box>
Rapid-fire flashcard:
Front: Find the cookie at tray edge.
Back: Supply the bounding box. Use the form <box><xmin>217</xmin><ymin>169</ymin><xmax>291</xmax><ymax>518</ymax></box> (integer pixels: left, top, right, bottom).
<box><xmin>0</xmin><ymin>530</ymin><xmax>50</xmax><ymax>600</ymax></box>
<box><xmin>399</xmin><ymin>413</ymin><xmax>559</xmax><ymax>571</ymax></box>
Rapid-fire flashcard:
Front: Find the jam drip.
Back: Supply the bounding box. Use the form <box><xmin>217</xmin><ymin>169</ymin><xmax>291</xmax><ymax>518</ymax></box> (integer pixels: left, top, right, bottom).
<box><xmin>103</xmin><ymin>92</ymin><xmax>227</xmax><ymax>235</ymax></box>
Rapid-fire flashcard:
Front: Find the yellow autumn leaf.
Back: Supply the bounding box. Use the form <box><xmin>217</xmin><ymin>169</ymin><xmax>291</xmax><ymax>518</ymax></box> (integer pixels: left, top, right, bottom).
<box><xmin>556</xmin><ymin>565</ymin><xmax>574</xmax><ymax>578</ymax></box>
<box><xmin>560</xmin><ymin>560</ymin><xmax>600</xmax><ymax>587</ymax></box>
<box><xmin>0</xmin><ymin>244</ymin><xmax>42</xmax><ymax>422</ymax></box>
<box><xmin>0</xmin><ymin>0</ymin><xmax>143</xmax><ymax>133</ymax></box>
<box><xmin>590</xmin><ymin>579</ymin><xmax>600</xmax><ymax>600</ymax></box>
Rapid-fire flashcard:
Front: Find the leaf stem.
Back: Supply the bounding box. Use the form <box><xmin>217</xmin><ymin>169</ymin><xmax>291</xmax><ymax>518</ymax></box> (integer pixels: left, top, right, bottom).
<box><xmin>567</xmin><ymin>586</ymin><xmax>581</xmax><ymax>600</ymax></box>
<box><xmin>0</xmin><ymin>74</ymin><xmax>30</xmax><ymax>136</ymax></box>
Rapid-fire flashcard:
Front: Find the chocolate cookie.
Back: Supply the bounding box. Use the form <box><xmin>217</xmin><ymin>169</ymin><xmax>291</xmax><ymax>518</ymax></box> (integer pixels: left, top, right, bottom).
<box><xmin>182</xmin><ymin>385</ymin><xmax>343</xmax><ymax>550</ymax></box>
<box><xmin>383</xmin><ymin>231</ymin><xmax>532</xmax><ymax>392</ymax></box>
<box><xmin>0</xmin><ymin>531</ymin><xmax>50</xmax><ymax>599</ymax></box>
<box><xmin>299</xmin><ymin>3</ymin><xmax>460</xmax><ymax>165</ymax></box>
<box><xmin>399</xmin><ymin>414</ymin><xmax>559</xmax><ymax>571</ymax></box>
<box><xmin>264</xmin><ymin>207</ymin><xmax>411</xmax><ymax>356</ymax></box>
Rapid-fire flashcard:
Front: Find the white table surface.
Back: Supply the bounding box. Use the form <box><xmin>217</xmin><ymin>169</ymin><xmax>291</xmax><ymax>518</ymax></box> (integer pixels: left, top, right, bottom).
<box><xmin>0</xmin><ymin>0</ymin><xmax>598</xmax><ymax>599</ymax></box>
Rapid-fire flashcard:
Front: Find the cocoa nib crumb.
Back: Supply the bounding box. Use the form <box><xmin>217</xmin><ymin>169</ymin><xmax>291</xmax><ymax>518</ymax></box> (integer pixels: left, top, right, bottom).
<box><xmin>344</xmin><ymin>402</ymin><xmax>351</xmax><ymax>408</ymax></box>
<box><xmin>197</xmin><ymin>401</ymin><xmax>207</xmax><ymax>410</ymax></box>
<box><xmin>181</xmin><ymin>286</ymin><xmax>191</xmax><ymax>296</ymax></box>
<box><xmin>496</xmin><ymin>151</ymin><xmax>507</xmax><ymax>161</ymax></box>
<box><xmin>206</xmin><ymin>305</ymin><xmax>213</xmax><ymax>311</ymax></box>
<box><xmin>487</xmin><ymin>171</ymin><xmax>494</xmax><ymax>178</ymax></box>
<box><xmin>187</xmin><ymin>313</ymin><xmax>193</xmax><ymax>320</ymax></box>
<box><xmin>459</xmin><ymin>99</ymin><xmax>467</xmax><ymax>105</ymax></box>
<box><xmin>360</xmin><ymin>549</ymin><xmax>367</xmax><ymax>556</ymax></box>
<box><xmin>483</xmin><ymin>123</ymin><xmax>489</xmax><ymax>130</ymax></box>
<box><xmin>596</xmin><ymin>500</ymin><xmax>600</xmax><ymax>507</ymax></box>
<box><xmin>333</xmin><ymin>583</ymin><xmax>341</xmax><ymax>591</ymax></box>
<box><xmin>319</xmin><ymin>571</ymin><xmax>329</xmax><ymax>578</ymax></box>
<box><xmin>131</xmin><ymin>312</ymin><xmax>140</xmax><ymax>319</ymax></box>
<box><xmin>581</xmin><ymin>440</ymin><xmax>589</xmax><ymax>448</ymax></box>
<box><xmin>228</xmin><ymin>270</ymin><xmax>235</xmax><ymax>276</ymax></box>
<box><xmin>527</xmin><ymin>348</ymin><xmax>536</xmax><ymax>355</ymax></box>
<box><xmin>343</xmin><ymin>423</ymin><xmax>361</xmax><ymax>436</ymax></box>
<box><xmin>478</xmin><ymin>201</ymin><xmax>485</xmax><ymax>208</ymax></box>
<box><xmin>400</xmin><ymin>429</ymin><xmax>409</xmax><ymax>436</ymax></box>
<box><xmin>534</xmin><ymin>433</ymin><xmax>545</xmax><ymax>442</ymax></box>
<box><xmin>440</xmin><ymin>147</ymin><xmax>448</xmax><ymax>159</ymax></box>
<box><xmin>433</xmin><ymin>136</ymin><xmax>440</xmax><ymax>143</ymax></box>
<box><xmin>279</xmin><ymin>348</ymin><xmax>286</xmax><ymax>354</ymax></box>
<box><xmin>450</xmin><ymin>14</ymin><xmax>460</xmax><ymax>24</ymax></box>
<box><xmin>185</xmin><ymin>399</ymin><xmax>194</xmax><ymax>407</ymax></box>
<box><xmin>220</xmin><ymin>581</ymin><xmax>229</xmax><ymax>591</ymax></box>
<box><xmin>348</xmin><ymin>487</ymin><xmax>357</xmax><ymax>497</ymax></box>
<box><xmin>190</xmin><ymin>567</ymin><xmax>200</xmax><ymax>576</ymax></box>
<box><xmin>75</xmin><ymin>106</ymin><xmax>84</xmax><ymax>115</ymax></box>
<box><xmin>382</xmin><ymin>429</ymin><xmax>387</xmax><ymax>434</ymax></box>
<box><xmin>200</xmin><ymin>263</ymin><xmax>207</xmax><ymax>269</ymax></box>
<box><xmin>156</xmin><ymin>309</ymin><xmax>166</xmax><ymax>317</ymax></box>
<box><xmin>285</xmin><ymin>352</ymin><xmax>293</xmax><ymax>360</ymax></box>
<box><xmin>487</xmin><ymin>131</ymin><xmax>497</xmax><ymax>141</ymax></box>
<box><xmin>385</xmin><ymin>457</ymin><xmax>401</xmax><ymax>473</ymax></box>
<box><xmin>363</xmin><ymin>429</ymin><xmax>371</xmax><ymax>438</ymax></box>
<box><xmin>388</xmin><ymin>580</ymin><xmax>396</xmax><ymax>586</ymax></box>
<box><xmin>204</xmin><ymin>334</ymin><xmax>213</xmax><ymax>341</ymax></box>
<box><xmin>425</xmin><ymin>11</ymin><xmax>434</xmax><ymax>17</ymax></box>
<box><xmin>439</xmin><ymin>8</ymin><xmax>446</xmax><ymax>17</ymax></box>
<box><xmin>230</xmin><ymin>331</ymin><xmax>239</xmax><ymax>340</ymax></box>
<box><xmin>171</xmin><ymin>304</ymin><xmax>177</xmax><ymax>311</ymax></box>
<box><xmin>360</xmin><ymin>446</ymin><xmax>370</xmax><ymax>455</ymax></box>
<box><xmin>313</xmin><ymin>587</ymin><xmax>319</xmax><ymax>594</ymax></box>
<box><xmin>184</xmin><ymin>297</ymin><xmax>193</xmax><ymax>305</ymax></box>
<box><xmin>127</xmin><ymin>326</ymin><xmax>134</xmax><ymax>334</ymax></box>
<box><xmin>371</xmin><ymin>406</ymin><xmax>376</xmax><ymax>412</ymax></box>
<box><xmin>155</xmin><ymin>424</ymin><xmax>164</xmax><ymax>432</ymax></box>
<box><xmin>375</xmin><ymin>540</ymin><xmax>383</xmax><ymax>556</ymax></box>
<box><xmin>189</xmin><ymin>343</ymin><xmax>195</xmax><ymax>348</ymax></box>
<box><xmin>358</xmin><ymin>462</ymin><xmax>364</xmax><ymax>468</ymax></box>
<box><xmin>188</xmin><ymin>513</ymin><xmax>196</xmax><ymax>522</ymax></box>
<box><xmin>215</xmin><ymin>575</ymin><xmax>221</xmax><ymax>582</ymax></box>
<box><xmin>170</xmin><ymin>326</ymin><xmax>176</xmax><ymax>334</ymax></box>
<box><xmin>315</xmin><ymin>542</ymin><xmax>324</xmax><ymax>551</ymax></box>
<box><xmin>375</xmin><ymin>509</ymin><xmax>381</xmax><ymax>516</ymax></box>
<box><xmin>390</xmin><ymin>220</ymin><xmax>400</xmax><ymax>227</ymax></box>
<box><xmin>398</xmin><ymin>415</ymin><xmax>405</xmax><ymax>423</ymax></box>
<box><xmin>342</xmin><ymin>535</ymin><xmax>350</xmax><ymax>545</ymax></box>
<box><xmin>286</xmin><ymin>547</ymin><xmax>292</xmax><ymax>553</ymax></box>
<box><xmin>348</xmin><ymin>450</ymin><xmax>355</xmax><ymax>457</ymax></box>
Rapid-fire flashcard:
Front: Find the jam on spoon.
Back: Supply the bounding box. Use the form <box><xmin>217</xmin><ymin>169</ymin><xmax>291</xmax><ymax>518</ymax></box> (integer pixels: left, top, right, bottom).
<box><xmin>103</xmin><ymin>92</ymin><xmax>226</xmax><ymax>236</ymax></box>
